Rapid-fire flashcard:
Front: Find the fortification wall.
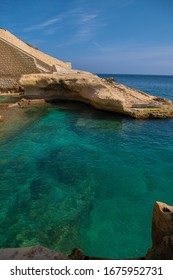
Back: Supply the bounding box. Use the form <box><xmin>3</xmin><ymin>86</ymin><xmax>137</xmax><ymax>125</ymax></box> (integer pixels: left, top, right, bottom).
<box><xmin>0</xmin><ymin>39</ymin><xmax>41</xmax><ymax>75</ymax></box>
<box><xmin>0</xmin><ymin>76</ymin><xmax>21</xmax><ymax>92</ymax></box>
<box><xmin>0</xmin><ymin>28</ymin><xmax>71</xmax><ymax>70</ymax></box>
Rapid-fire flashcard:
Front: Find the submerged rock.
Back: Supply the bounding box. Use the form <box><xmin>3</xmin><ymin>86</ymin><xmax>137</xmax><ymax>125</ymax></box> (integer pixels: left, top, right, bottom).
<box><xmin>1</xmin><ymin>201</ymin><xmax>173</xmax><ymax>259</ymax></box>
<box><xmin>19</xmin><ymin>70</ymin><xmax>173</xmax><ymax>119</ymax></box>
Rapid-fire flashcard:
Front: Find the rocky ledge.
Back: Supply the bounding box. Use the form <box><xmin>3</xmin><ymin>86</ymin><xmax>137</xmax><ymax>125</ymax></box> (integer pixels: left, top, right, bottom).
<box><xmin>19</xmin><ymin>70</ymin><xmax>173</xmax><ymax>119</ymax></box>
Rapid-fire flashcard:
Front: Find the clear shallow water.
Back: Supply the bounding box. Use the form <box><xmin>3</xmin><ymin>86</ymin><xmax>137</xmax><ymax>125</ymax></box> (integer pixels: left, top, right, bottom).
<box><xmin>0</xmin><ymin>74</ymin><xmax>173</xmax><ymax>259</ymax></box>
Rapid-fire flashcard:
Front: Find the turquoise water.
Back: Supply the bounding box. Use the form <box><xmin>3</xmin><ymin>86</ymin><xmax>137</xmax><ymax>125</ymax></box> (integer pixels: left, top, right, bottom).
<box><xmin>0</xmin><ymin>74</ymin><xmax>173</xmax><ymax>259</ymax></box>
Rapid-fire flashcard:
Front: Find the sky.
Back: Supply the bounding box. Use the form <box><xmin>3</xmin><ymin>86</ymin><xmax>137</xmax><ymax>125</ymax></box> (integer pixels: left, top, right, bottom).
<box><xmin>0</xmin><ymin>0</ymin><xmax>173</xmax><ymax>75</ymax></box>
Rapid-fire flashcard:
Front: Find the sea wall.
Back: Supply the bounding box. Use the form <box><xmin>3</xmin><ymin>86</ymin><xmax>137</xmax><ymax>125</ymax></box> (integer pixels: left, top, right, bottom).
<box><xmin>0</xmin><ymin>40</ymin><xmax>40</xmax><ymax>75</ymax></box>
<box><xmin>0</xmin><ymin>75</ymin><xmax>24</xmax><ymax>93</ymax></box>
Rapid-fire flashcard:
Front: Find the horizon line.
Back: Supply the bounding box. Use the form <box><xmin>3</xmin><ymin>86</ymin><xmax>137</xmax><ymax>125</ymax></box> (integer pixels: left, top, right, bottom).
<box><xmin>95</xmin><ymin>73</ymin><xmax>173</xmax><ymax>77</ymax></box>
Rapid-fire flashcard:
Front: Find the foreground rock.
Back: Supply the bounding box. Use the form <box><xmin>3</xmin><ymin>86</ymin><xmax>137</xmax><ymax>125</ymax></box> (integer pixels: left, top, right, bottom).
<box><xmin>0</xmin><ymin>246</ymin><xmax>111</xmax><ymax>260</ymax></box>
<box><xmin>8</xmin><ymin>98</ymin><xmax>46</xmax><ymax>107</ymax></box>
<box><xmin>0</xmin><ymin>246</ymin><xmax>69</xmax><ymax>260</ymax></box>
<box><xmin>146</xmin><ymin>202</ymin><xmax>173</xmax><ymax>259</ymax></box>
<box><xmin>20</xmin><ymin>70</ymin><xmax>173</xmax><ymax>119</ymax></box>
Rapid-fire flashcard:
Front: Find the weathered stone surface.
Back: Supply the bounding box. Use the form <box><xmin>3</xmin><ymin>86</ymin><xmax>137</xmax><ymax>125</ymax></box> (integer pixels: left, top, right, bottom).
<box><xmin>152</xmin><ymin>201</ymin><xmax>173</xmax><ymax>247</ymax></box>
<box><xmin>146</xmin><ymin>235</ymin><xmax>173</xmax><ymax>260</ymax></box>
<box><xmin>0</xmin><ymin>246</ymin><xmax>111</xmax><ymax>260</ymax></box>
<box><xmin>0</xmin><ymin>246</ymin><xmax>69</xmax><ymax>260</ymax></box>
<box><xmin>20</xmin><ymin>70</ymin><xmax>173</xmax><ymax>119</ymax></box>
<box><xmin>8</xmin><ymin>98</ymin><xmax>46</xmax><ymax>107</ymax></box>
<box><xmin>146</xmin><ymin>201</ymin><xmax>173</xmax><ymax>259</ymax></box>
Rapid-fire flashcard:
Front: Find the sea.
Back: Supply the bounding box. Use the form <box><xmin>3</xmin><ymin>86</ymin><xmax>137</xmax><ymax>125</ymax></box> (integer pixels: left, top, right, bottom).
<box><xmin>0</xmin><ymin>74</ymin><xmax>173</xmax><ymax>259</ymax></box>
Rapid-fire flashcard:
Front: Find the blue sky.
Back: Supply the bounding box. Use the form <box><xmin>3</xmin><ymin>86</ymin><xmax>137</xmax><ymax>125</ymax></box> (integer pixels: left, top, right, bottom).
<box><xmin>0</xmin><ymin>0</ymin><xmax>173</xmax><ymax>74</ymax></box>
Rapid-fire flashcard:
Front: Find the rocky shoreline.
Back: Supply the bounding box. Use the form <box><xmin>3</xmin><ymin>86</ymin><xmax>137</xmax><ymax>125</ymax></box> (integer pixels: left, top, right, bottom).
<box><xmin>1</xmin><ymin>70</ymin><xmax>173</xmax><ymax>121</ymax></box>
<box><xmin>1</xmin><ymin>77</ymin><xmax>173</xmax><ymax>259</ymax></box>
<box><xmin>19</xmin><ymin>70</ymin><xmax>173</xmax><ymax>119</ymax></box>
<box><xmin>0</xmin><ymin>201</ymin><xmax>172</xmax><ymax>260</ymax></box>
<box><xmin>1</xmin><ymin>28</ymin><xmax>172</xmax><ymax>261</ymax></box>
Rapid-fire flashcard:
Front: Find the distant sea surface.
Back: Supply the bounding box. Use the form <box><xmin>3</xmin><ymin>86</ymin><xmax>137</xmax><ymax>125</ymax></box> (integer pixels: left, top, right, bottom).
<box><xmin>0</xmin><ymin>74</ymin><xmax>173</xmax><ymax>259</ymax></box>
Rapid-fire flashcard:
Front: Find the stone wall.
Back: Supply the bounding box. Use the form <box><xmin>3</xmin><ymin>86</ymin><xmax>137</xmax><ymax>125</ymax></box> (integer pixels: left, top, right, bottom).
<box><xmin>0</xmin><ymin>76</ymin><xmax>22</xmax><ymax>92</ymax></box>
<box><xmin>0</xmin><ymin>28</ymin><xmax>71</xmax><ymax>70</ymax></box>
<box><xmin>0</xmin><ymin>39</ymin><xmax>41</xmax><ymax>75</ymax></box>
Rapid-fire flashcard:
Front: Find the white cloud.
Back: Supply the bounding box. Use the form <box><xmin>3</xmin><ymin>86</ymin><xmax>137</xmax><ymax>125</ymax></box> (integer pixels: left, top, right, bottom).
<box><xmin>23</xmin><ymin>17</ymin><xmax>61</xmax><ymax>32</ymax></box>
<box><xmin>80</xmin><ymin>14</ymin><xmax>98</xmax><ymax>23</ymax></box>
<box><xmin>73</xmin><ymin>10</ymin><xmax>106</xmax><ymax>41</ymax></box>
<box><xmin>23</xmin><ymin>6</ymin><xmax>106</xmax><ymax>43</ymax></box>
<box><xmin>23</xmin><ymin>7</ymin><xmax>81</xmax><ymax>33</ymax></box>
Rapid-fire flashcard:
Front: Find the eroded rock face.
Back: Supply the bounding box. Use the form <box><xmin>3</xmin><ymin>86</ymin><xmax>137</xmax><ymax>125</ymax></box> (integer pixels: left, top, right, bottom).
<box><xmin>146</xmin><ymin>235</ymin><xmax>173</xmax><ymax>260</ymax></box>
<box><xmin>152</xmin><ymin>202</ymin><xmax>173</xmax><ymax>247</ymax></box>
<box><xmin>146</xmin><ymin>202</ymin><xmax>173</xmax><ymax>259</ymax></box>
<box><xmin>19</xmin><ymin>70</ymin><xmax>173</xmax><ymax>119</ymax></box>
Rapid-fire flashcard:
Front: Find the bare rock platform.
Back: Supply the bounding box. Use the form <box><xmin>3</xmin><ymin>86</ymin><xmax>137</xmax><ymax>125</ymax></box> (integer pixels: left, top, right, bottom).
<box><xmin>20</xmin><ymin>70</ymin><xmax>173</xmax><ymax>119</ymax></box>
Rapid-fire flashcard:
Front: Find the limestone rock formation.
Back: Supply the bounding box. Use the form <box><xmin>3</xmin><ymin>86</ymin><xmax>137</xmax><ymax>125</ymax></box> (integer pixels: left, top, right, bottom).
<box><xmin>20</xmin><ymin>70</ymin><xmax>173</xmax><ymax>119</ymax></box>
<box><xmin>152</xmin><ymin>201</ymin><xmax>173</xmax><ymax>246</ymax></box>
<box><xmin>8</xmin><ymin>98</ymin><xmax>46</xmax><ymax>107</ymax></box>
<box><xmin>0</xmin><ymin>246</ymin><xmax>69</xmax><ymax>260</ymax></box>
<box><xmin>146</xmin><ymin>235</ymin><xmax>173</xmax><ymax>260</ymax></box>
<box><xmin>146</xmin><ymin>201</ymin><xmax>173</xmax><ymax>259</ymax></box>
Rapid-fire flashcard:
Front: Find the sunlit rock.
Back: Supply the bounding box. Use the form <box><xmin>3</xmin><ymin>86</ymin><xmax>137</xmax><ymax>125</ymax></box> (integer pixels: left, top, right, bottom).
<box><xmin>20</xmin><ymin>70</ymin><xmax>173</xmax><ymax>119</ymax></box>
